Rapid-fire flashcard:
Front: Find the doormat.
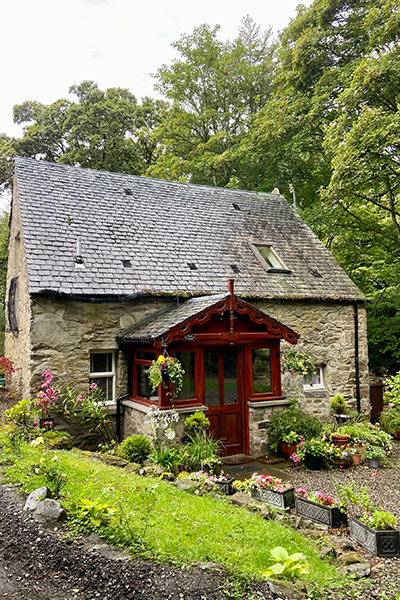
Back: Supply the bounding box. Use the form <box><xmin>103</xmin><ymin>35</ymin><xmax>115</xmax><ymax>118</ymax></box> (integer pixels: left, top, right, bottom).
<box><xmin>257</xmin><ymin>456</ymin><xmax>284</xmax><ymax>465</ymax></box>
<box><xmin>221</xmin><ymin>454</ymin><xmax>253</xmax><ymax>465</ymax></box>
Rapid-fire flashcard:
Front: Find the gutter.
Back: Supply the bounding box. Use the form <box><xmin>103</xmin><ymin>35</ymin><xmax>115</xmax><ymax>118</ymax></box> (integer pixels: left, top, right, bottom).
<box><xmin>354</xmin><ymin>301</ymin><xmax>361</xmax><ymax>413</ymax></box>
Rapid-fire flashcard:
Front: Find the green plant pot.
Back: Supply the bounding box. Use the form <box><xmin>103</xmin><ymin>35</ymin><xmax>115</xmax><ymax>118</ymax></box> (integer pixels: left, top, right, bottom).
<box><xmin>0</xmin><ymin>374</ymin><xmax>5</xmax><ymax>388</ymax></box>
<box><xmin>304</xmin><ymin>454</ymin><xmax>324</xmax><ymax>471</ymax></box>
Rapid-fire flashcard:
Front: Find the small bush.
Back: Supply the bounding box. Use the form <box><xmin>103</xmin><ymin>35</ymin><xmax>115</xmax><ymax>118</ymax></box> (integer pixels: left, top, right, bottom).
<box><xmin>117</xmin><ymin>435</ymin><xmax>152</xmax><ymax>464</ymax></box>
<box><xmin>43</xmin><ymin>430</ymin><xmax>74</xmax><ymax>450</ymax></box>
<box><xmin>268</xmin><ymin>402</ymin><xmax>322</xmax><ymax>453</ymax></box>
<box><xmin>184</xmin><ymin>411</ymin><xmax>210</xmax><ymax>432</ymax></box>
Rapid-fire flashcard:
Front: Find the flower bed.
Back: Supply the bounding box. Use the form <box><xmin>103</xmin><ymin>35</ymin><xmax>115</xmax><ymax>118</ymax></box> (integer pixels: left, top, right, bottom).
<box><xmin>350</xmin><ymin>517</ymin><xmax>400</xmax><ymax>557</ymax></box>
<box><xmin>295</xmin><ymin>489</ymin><xmax>347</xmax><ymax>528</ymax></box>
<box><xmin>250</xmin><ymin>474</ymin><xmax>295</xmax><ymax>509</ymax></box>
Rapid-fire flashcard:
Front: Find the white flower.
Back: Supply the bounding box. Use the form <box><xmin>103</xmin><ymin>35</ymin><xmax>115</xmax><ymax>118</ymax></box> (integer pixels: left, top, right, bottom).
<box><xmin>165</xmin><ymin>429</ymin><xmax>176</xmax><ymax>441</ymax></box>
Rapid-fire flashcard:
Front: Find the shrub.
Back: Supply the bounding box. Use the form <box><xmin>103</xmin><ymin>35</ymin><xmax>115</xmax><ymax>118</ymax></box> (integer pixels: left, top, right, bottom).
<box><xmin>268</xmin><ymin>402</ymin><xmax>322</xmax><ymax>453</ymax></box>
<box><xmin>5</xmin><ymin>399</ymin><xmax>39</xmax><ymax>430</ymax></box>
<box><xmin>117</xmin><ymin>435</ymin><xmax>152</xmax><ymax>464</ymax></box>
<box><xmin>184</xmin><ymin>410</ymin><xmax>210</xmax><ymax>432</ymax></box>
<box><xmin>43</xmin><ymin>430</ymin><xmax>74</xmax><ymax>450</ymax></box>
<box><xmin>330</xmin><ymin>394</ymin><xmax>347</xmax><ymax>415</ymax></box>
<box><xmin>151</xmin><ymin>445</ymin><xmax>181</xmax><ymax>473</ymax></box>
<box><xmin>182</xmin><ymin>430</ymin><xmax>221</xmax><ymax>472</ymax></box>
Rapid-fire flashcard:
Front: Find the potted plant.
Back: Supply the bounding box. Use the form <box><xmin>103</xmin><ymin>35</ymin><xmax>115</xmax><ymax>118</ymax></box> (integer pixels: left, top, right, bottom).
<box><xmin>338</xmin><ymin>482</ymin><xmax>399</xmax><ymax>557</ymax></box>
<box><xmin>330</xmin><ymin>394</ymin><xmax>349</xmax><ymax>427</ymax></box>
<box><xmin>0</xmin><ymin>357</ymin><xmax>15</xmax><ymax>388</ymax></box>
<box><xmin>211</xmin><ymin>472</ymin><xmax>235</xmax><ymax>495</ymax></box>
<box><xmin>325</xmin><ymin>443</ymin><xmax>352</xmax><ymax>468</ymax></box>
<box><xmin>379</xmin><ymin>405</ymin><xmax>400</xmax><ymax>439</ymax></box>
<box><xmin>280</xmin><ymin>430</ymin><xmax>301</xmax><ymax>460</ymax></box>
<box><xmin>290</xmin><ymin>437</ymin><xmax>327</xmax><ymax>471</ymax></box>
<box><xmin>365</xmin><ymin>445</ymin><xmax>387</xmax><ymax>468</ymax></box>
<box><xmin>267</xmin><ymin>400</ymin><xmax>322</xmax><ymax>455</ymax></box>
<box><xmin>147</xmin><ymin>354</ymin><xmax>185</xmax><ymax>399</ymax></box>
<box><xmin>351</xmin><ymin>444</ymin><xmax>364</xmax><ymax>466</ymax></box>
<box><xmin>250</xmin><ymin>473</ymin><xmax>295</xmax><ymax>509</ymax></box>
<box><xmin>295</xmin><ymin>488</ymin><xmax>347</xmax><ymax>528</ymax></box>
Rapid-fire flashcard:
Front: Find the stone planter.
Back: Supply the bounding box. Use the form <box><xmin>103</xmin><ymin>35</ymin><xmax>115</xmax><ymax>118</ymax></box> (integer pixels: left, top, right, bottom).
<box><xmin>304</xmin><ymin>454</ymin><xmax>324</xmax><ymax>471</ymax></box>
<box><xmin>280</xmin><ymin>442</ymin><xmax>297</xmax><ymax>460</ymax></box>
<box><xmin>251</xmin><ymin>486</ymin><xmax>295</xmax><ymax>509</ymax></box>
<box><xmin>350</xmin><ymin>516</ymin><xmax>400</xmax><ymax>557</ymax></box>
<box><xmin>214</xmin><ymin>477</ymin><xmax>235</xmax><ymax>495</ymax></box>
<box><xmin>295</xmin><ymin>496</ymin><xmax>347</xmax><ymax>528</ymax></box>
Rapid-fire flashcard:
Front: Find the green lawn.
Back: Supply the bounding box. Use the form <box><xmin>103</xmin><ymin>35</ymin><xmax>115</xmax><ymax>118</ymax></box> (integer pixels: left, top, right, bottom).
<box><xmin>1</xmin><ymin>441</ymin><xmax>344</xmax><ymax>590</ymax></box>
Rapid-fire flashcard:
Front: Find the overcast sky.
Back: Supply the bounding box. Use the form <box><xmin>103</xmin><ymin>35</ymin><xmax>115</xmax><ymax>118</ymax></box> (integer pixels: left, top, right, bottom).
<box><xmin>1</xmin><ymin>0</ymin><xmax>311</xmax><ymax>138</ymax></box>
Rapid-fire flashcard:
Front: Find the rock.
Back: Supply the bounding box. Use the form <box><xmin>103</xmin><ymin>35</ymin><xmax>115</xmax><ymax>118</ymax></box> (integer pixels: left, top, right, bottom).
<box><xmin>46</xmin><ymin>435</ymin><xmax>74</xmax><ymax>450</ymax></box>
<box><xmin>259</xmin><ymin>505</ymin><xmax>273</xmax><ymax>520</ymax></box>
<box><xmin>229</xmin><ymin>492</ymin><xmax>263</xmax><ymax>510</ymax></box>
<box><xmin>341</xmin><ymin>540</ymin><xmax>356</xmax><ymax>551</ymax></box>
<box><xmin>123</xmin><ymin>462</ymin><xmax>142</xmax><ymax>473</ymax></box>
<box><xmin>266</xmin><ymin>580</ymin><xmax>303</xmax><ymax>600</ymax></box>
<box><xmin>197</xmin><ymin>562</ymin><xmax>224</xmax><ymax>571</ymax></box>
<box><xmin>144</xmin><ymin>465</ymin><xmax>166</xmax><ymax>477</ymax></box>
<box><xmin>337</xmin><ymin>552</ymin><xmax>365</xmax><ymax>566</ymax></box>
<box><xmin>203</xmin><ymin>479</ymin><xmax>216</xmax><ymax>491</ymax></box>
<box><xmin>346</xmin><ymin>563</ymin><xmax>371</xmax><ymax>579</ymax></box>
<box><xmin>24</xmin><ymin>487</ymin><xmax>51</xmax><ymax>511</ymax></box>
<box><xmin>90</xmin><ymin>544</ymin><xmax>131</xmax><ymax>562</ymax></box>
<box><xmin>33</xmin><ymin>499</ymin><xmax>67</xmax><ymax>522</ymax></box>
<box><xmin>88</xmin><ymin>533</ymin><xmax>102</xmax><ymax>543</ymax></box>
<box><xmin>92</xmin><ymin>454</ymin><xmax>128</xmax><ymax>468</ymax></box>
<box><xmin>175</xmin><ymin>479</ymin><xmax>199</xmax><ymax>491</ymax></box>
<box><xmin>319</xmin><ymin>545</ymin><xmax>337</xmax><ymax>559</ymax></box>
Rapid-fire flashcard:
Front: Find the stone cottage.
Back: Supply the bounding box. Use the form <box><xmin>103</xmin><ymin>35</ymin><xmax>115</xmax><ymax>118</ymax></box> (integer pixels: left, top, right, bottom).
<box><xmin>5</xmin><ymin>157</ymin><xmax>369</xmax><ymax>455</ymax></box>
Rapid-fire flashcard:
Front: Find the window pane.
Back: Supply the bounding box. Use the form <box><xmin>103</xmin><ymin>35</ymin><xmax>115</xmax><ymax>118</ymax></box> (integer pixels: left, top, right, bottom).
<box><xmin>252</xmin><ymin>348</ymin><xmax>271</xmax><ymax>394</ymax></box>
<box><xmin>204</xmin><ymin>351</ymin><xmax>220</xmax><ymax>406</ymax></box>
<box><xmin>137</xmin><ymin>364</ymin><xmax>157</xmax><ymax>401</ymax></box>
<box><xmin>90</xmin><ymin>377</ymin><xmax>113</xmax><ymax>402</ymax></box>
<box><xmin>304</xmin><ymin>368</ymin><xmax>322</xmax><ymax>387</ymax></box>
<box><xmin>173</xmin><ymin>351</ymin><xmax>195</xmax><ymax>401</ymax></box>
<box><xmin>137</xmin><ymin>351</ymin><xmax>156</xmax><ymax>361</ymax></box>
<box><xmin>90</xmin><ymin>353</ymin><xmax>112</xmax><ymax>373</ymax></box>
<box><xmin>223</xmin><ymin>349</ymin><xmax>238</xmax><ymax>404</ymax></box>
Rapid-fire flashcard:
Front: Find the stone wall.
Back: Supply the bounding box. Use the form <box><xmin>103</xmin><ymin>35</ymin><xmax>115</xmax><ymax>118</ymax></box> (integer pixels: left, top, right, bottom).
<box><xmin>4</xmin><ymin>178</ymin><xmax>33</xmax><ymax>398</ymax></box>
<box><xmin>248</xmin><ymin>299</ymin><xmax>369</xmax><ymax>456</ymax></box>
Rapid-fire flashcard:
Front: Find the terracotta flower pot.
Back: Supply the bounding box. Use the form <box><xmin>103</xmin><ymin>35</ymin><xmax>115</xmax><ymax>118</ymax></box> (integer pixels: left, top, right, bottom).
<box><xmin>352</xmin><ymin>453</ymin><xmax>362</xmax><ymax>466</ymax></box>
<box><xmin>394</xmin><ymin>430</ymin><xmax>400</xmax><ymax>441</ymax></box>
<box><xmin>331</xmin><ymin>433</ymin><xmax>351</xmax><ymax>447</ymax></box>
<box><xmin>280</xmin><ymin>442</ymin><xmax>298</xmax><ymax>460</ymax></box>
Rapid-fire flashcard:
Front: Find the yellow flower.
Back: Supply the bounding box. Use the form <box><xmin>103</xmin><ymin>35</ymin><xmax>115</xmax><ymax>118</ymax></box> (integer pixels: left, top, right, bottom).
<box><xmin>157</xmin><ymin>356</ymin><xmax>166</xmax><ymax>363</ymax></box>
<box><xmin>40</xmin><ymin>457</ymin><xmax>46</xmax><ymax>464</ymax></box>
<box><xmin>52</xmin><ymin>456</ymin><xmax>59</xmax><ymax>462</ymax></box>
<box><xmin>31</xmin><ymin>436</ymin><xmax>44</xmax><ymax>447</ymax></box>
<box><xmin>34</xmin><ymin>468</ymin><xmax>40</xmax><ymax>474</ymax></box>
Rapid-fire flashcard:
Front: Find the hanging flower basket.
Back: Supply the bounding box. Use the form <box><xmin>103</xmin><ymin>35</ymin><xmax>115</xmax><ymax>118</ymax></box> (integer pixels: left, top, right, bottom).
<box><xmin>147</xmin><ymin>355</ymin><xmax>185</xmax><ymax>399</ymax></box>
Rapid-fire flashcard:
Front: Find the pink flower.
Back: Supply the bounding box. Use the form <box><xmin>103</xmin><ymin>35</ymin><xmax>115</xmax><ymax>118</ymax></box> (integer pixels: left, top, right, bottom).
<box><xmin>77</xmin><ymin>395</ymin><xmax>83</xmax><ymax>403</ymax></box>
<box><xmin>33</xmin><ymin>421</ymin><xmax>39</xmax><ymax>427</ymax></box>
<box><xmin>389</xmin><ymin>403</ymin><xmax>394</xmax><ymax>408</ymax></box>
<box><xmin>90</xmin><ymin>383</ymin><xmax>97</xmax><ymax>390</ymax></box>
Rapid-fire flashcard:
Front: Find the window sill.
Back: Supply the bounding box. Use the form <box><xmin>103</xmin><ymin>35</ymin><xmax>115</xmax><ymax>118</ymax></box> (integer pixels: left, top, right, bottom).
<box><xmin>122</xmin><ymin>399</ymin><xmax>207</xmax><ymax>414</ymax></box>
<box><xmin>248</xmin><ymin>397</ymin><xmax>290</xmax><ymax>408</ymax></box>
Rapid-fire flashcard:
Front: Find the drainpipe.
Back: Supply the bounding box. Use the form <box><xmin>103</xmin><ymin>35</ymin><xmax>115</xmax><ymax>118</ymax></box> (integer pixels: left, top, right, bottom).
<box><xmin>116</xmin><ymin>392</ymin><xmax>129</xmax><ymax>442</ymax></box>
<box><xmin>354</xmin><ymin>301</ymin><xmax>361</xmax><ymax>413</ymax></box>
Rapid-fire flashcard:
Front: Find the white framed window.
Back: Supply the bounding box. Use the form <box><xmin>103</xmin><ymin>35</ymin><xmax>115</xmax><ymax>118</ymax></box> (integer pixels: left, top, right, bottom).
<box><xmin>304</xmin><ymin>366</ymin><xmax>324</xmax><ymax>390</ymax></box>
<box><xmin>89</xmin><ymin>351</ymin><xmax>115</xmax><ymax>403</ymax></box>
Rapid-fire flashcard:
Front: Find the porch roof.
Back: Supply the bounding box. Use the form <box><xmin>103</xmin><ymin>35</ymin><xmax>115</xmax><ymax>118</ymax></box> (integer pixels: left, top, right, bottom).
<box><xmin>117</xmin><ymin>292</ymin><xmax>299</xmax><ymax>347</ymax></box>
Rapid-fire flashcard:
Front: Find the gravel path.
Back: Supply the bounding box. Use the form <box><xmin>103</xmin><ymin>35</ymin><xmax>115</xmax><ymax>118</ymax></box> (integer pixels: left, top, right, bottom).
<box><xmin>283</xmin><ymin>440</ymin><xmax>400</xmax><ymax>600</ymax></box>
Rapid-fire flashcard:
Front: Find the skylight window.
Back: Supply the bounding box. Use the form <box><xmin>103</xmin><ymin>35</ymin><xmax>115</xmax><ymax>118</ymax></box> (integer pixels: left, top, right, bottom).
<box><xmin>250</xmin><ymin>243</ymin><xmax>291</xmax><ymax>274</ymax></box>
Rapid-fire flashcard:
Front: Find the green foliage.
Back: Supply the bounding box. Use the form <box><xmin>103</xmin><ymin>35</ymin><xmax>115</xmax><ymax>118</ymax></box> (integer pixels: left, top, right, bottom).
<box><xmin>336</xmin><ymin>422</ymin><xmax>392</xmax><ymax>451</ymax></box>
<box><xmin>60</xmin><ymin>384</ymin><xmax>113</xmax><ymax>446</ymax></box>
<box><xmin>363</xmin><ymin>510</ymin><xmax>398</xmax><ymax>531</ymax></box>
<box><xmin>35</xmin><ymin>454</ymin><xmax>68</xmax><ymax>498</ymax></box>
<box><xmin>264</xmin><ymin>546</ymin><xmax>309</xmax><ymax>581</ymax></box>
<box><xmin>330</xmin><ymin>395</ymin><xmax>347</xmax><ymax>415</ymax></box>
<box><xmin>184</xmin><ymin>410</ymin><xmax>210</xmax><ymax>432</ymax></box>
<box><xmin>181</xmin><ymin>429</ymin><xmax>221</xmax><ymax>472</ymax></box>
<box><xmin>43</xmin><ymin>430</ymin><xmax>74</xmax><ymax>450</ymax></box>
<box><xmin>268</xmin><ymin>403</ymin><xmax>322</xmax><ymax>453</ymax></box>
<box><xmin>68</xmin><ymin>497</ymin><xmax>116</xmax><ymax>532</ymax></box>
<box><xmin>282</xmin><ymin>349</ymin><xmax>315</xmax><ymax>378</ymax></box>
<box><xmin>117</xmin><ymin>435</ymin><xmax>152</xmax><ymax>465</ymax></box>
<box><xmin>5</xmin><ymin>399</ymin><xmax>38</xmax><ymax>429</ymax></box>
<box><xmin>336</xmin><ymin>483</ymin><xmax>373</xmax><ymax>518</ymax></box>
<box><xmin>365</xmin><ymin>445</ymin><xmax>387</xmax><ymax>461</ymax></box>
<box><xmin>150</xmin><ymin>445</ymin><xmax>181</xmax><ymax>473</ymax></box>
<box><xmin>379</xmin><ymin>408</ymin><xmax>400</xmax><ymax>437</ymax></box>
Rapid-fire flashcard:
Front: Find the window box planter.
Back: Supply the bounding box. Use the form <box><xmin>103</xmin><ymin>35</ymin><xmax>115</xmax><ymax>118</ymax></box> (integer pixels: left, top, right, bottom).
<box><xmin>214</xmin><ymin>477</ymin><xmax>235</xmax><ymax>495</ymax></box>
<box><xmin>349</xmin><ymin>516</ymin><xmax>400</xmax><ymax>557</ymax></box>
<box><xmin>251</xmin><ymin>486</ymin><xmax>295</xmax><ymax>509</ymax></box>
<box><xmin>295</xmin><ymin>496</ymin><xmax>347</xmax><ymax>528</ymax></box>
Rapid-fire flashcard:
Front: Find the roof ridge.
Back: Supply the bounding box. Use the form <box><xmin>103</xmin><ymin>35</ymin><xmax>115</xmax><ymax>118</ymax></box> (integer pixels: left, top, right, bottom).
<box><xmin>13</xmin><ymin>156</ymin><xmax>286</xmax><ymax>200</ymax></box>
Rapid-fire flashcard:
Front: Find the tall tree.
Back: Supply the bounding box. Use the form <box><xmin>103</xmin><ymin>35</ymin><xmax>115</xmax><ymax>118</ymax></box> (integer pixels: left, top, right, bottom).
<box><xmin>148</xmin><ymin>17</ymin><xmax>276</xmax><ymax>186</ymax></box>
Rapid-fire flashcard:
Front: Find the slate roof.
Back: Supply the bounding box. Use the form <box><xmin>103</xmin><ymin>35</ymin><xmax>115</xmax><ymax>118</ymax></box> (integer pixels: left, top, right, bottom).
<box><xmin>14</xmin><ymin>157</ymin><xmax>364</xmax><ymax>301</ymax></box>
<box><xmin>118</xmin><ymin>294</ymin><xmax>228</xmax><ymax>344</ymax></box>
